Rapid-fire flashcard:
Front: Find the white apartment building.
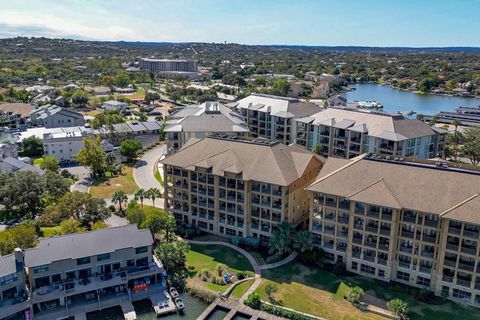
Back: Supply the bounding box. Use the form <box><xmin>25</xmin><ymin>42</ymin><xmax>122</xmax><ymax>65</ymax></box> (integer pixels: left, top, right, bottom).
<box><xmin>234</xmin><ymin>94</ymin><xmax>323</xmax><ymax>145</ymax></box>
<box><xmin>101</xmin><ymin>100</ymin><xmax>128</xmax><ymax>112</ymax></box>
<box><xmin>138</xmin><ymin>58</ymin><xmax>200</xmax><ymax>79</ymax></box>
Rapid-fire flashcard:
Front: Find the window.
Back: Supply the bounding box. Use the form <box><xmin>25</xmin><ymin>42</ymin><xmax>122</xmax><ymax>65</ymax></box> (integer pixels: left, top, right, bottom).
<box><xmin>351</xmin><ymin>262</ymin><xmax>358</xmax><ymax>270</ymax></box>
<box><xmin>396</xmin><ymin>271</ymin><xmax>410</xmax><ymax>282</ymax></box>
<box><xmin>360</xmin><ymin>264</ymin><xmax>375</xmax><ymax>275</ymax></box>
<box><xmin>441</xmin><ymin>286</ymin><xmax>450</xmax><ymax>297</ymax></box>
<box><xmin>127</xmin><ymin>260</ymin><xmax>135</xmax><ymax>267</ymax></box>
<box><xmin>135</xmin><ymin>246</ymin><xmax>148</xmax><ymax>254</ymax></box>
<box><xmin>0</xmin><ymin>273</ymin><xmax>18</xmax><ymax>286</ymax></box>
<box><xmin>77</xmin><ymin>257</ymin><xmax>91</xmax><ymax>265</ymax></box>
<box><xmin>453</xmin><ymin>289</ymin><xmax>471</xmax><ymax>300</ymax></box>
<box><xmin>33</xmin><ymin>265</ymin><xmax>49</xmax><ymax>274</ymax></box>
<box><xmin>378</xmin><ymin>270</ymin><xmax>385</xmax><ymax>278</ymax></box>
<box><xmin>417</xmin><ymin>276</ymin><xmax>430</xmax><ymax>286</ymax></box>
<box><xmin>97</xmin><ymin>253</ymin><xmax>111</xmax><ymax>262</ymax></box>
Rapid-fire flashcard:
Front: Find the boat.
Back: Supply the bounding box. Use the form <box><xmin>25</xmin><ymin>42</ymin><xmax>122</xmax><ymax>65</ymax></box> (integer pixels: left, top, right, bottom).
<box><xmin>174</xmin><ymin>297</ymin><xmax>185</xmax><ymax>311</ymax></box>
<box><xmin>169</xmin><ymin>287</ymin><xmax>179</xmax><ymax>298</ymax></box>
<box><xmin>353</xmin><ymin>100</ymin><xmax>383</xmax><ymax>110</ymax></box>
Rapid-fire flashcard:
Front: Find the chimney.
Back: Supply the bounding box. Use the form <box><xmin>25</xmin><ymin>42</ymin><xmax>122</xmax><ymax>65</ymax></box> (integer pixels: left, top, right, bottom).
<box><xmin>14</xmin><ymin>248</ymin><xmax>24</xmax><ymax>267</ymax></box>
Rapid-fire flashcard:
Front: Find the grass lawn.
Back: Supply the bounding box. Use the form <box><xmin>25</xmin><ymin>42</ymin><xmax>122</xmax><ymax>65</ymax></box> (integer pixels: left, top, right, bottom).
<box><xmin>142</xmin><ymin>205</ymin><xmax>166</xmax><ymax>217</ymax></box>
<box><xmin>186</xmin><ymin>244</ymin><xmax>254</xmax><ymax>294</ymax></box>
<box><xmin>114</xmin><ymin>89</ymin><xmax>146</xmax><ymax>100</ymax></box>
<box><xmin>89</xmin><ymin>165</ymin><xmax>138</xmax><ymax>198</ymax></box>
<box><xmin>230</xmin><ymin>279</ymin><xmax>255</xmax><ymax>299</ymax></box>
<box><xmin>81</xmin><ymin>109</ymin><xmax>102</xmax><ymax>117</ymax></box>
<box><xmin>154</xmin><ymin>170</ymin><xmax>163</xmax><ymax>184</ymax></box>
<box><xmin>256</xmin><ymin>261</ymin><xmax>480</xmax><ymax>320</ymax></box>
<box><xmin>41</xmin><ymin>226</ymin><xmax>61</xmax><ymax>237</ymax></box>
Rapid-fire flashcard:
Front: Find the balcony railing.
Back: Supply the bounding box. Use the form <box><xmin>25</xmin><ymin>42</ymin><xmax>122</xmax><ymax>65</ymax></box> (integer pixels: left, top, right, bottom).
<box><xmin>458</xmin><ymin>262</ymin><xmax>475</xmax><ymax>272</ymax></box>
<box><xmin>460</xmin><ymin>246</ymin><xmax>477</xmax><ymax>256</ymax></box>
<box><xmin>403</xmin><ymin>216</ymin><xmax>416</xmax><ymax>223</ymax></box>
<box><xmin>399</xmin><ymin>246</ymin><xmax>412</xmax><ymax>254</ymax></box>
<box><xmin>448</xmin><ymin>227</ymin><xmax>462</xmax><ymax>235</ymax></box>
<box><xmin>446</xmin><ymin>243</ymin><xmax>459</xmax><ymax>252</ymax></box>
<box><xmin>365</xmin><ymin>226</ymin><xmax>378</xmax><ymax>233</ymax></box>
<box><xmin>457</xmin><ymin>278</ymin><xmax>472</xmax><ymax>288</ymax></box>
<box><xmin>419</xmin><ymin>266</ymin><xmax>432</xmax><ymax>274</ymax></box>
<box><xmin>423</xmin><ymin>235</ymin><xmax>436</xmax><ymax>244</ymax></box>
<box><xmin>443</xmin><ymin>259</ymin><xmax>457</xmax><ymax>268</ymax></box>
<box><xmin>364</xmin><ymin>255</ymin><xmax>375</xmax><ymax>262</ymax></box>
<box><xmin>463</xmin><ymin>230</ymin><xmax>480</xmax><ymax>239</ymax></box>
<box><xmin>401</xmin><ymin>230</ymin><xmax>414</xmax><ymax>239</ymax></box>
<box><xmin>424</xmin><ymin>219</ymin><xmax>438</xmax><ymax>227</ymax></box>
<box><xmin>442</xmin><ymin>275</ymin><xmax>454</xmax><ymax>283</ymax></box>
<box><xmin>398</xmin><ymin>261</ymin><xmax>410</xmax><ymax>269</ymax></box>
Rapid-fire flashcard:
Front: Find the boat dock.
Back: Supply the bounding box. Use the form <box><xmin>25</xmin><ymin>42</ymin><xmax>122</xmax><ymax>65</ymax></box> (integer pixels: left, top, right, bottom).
<box><xmin>150</xmin><ymin>293</ymin><xmax>176</xmax><ymax>316</ymax></box>
<box><xmin>121</xmin><ymin>301</ymin><xmax>137</xmax><ymax>320</ymax></box>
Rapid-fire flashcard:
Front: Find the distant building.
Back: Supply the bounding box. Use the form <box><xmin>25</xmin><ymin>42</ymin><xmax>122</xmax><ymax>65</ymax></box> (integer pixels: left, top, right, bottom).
<box><xmin>138</xmin><ymin>58</ymin><xmax>201</xmax><ymax>79</ymax></box>
<box><xmin>0</xmin><ymin>249</ymin><xmax>29</xmax><ymax>320</ymax></box>
<box><xmin>423</xmin><ymin>106</ymin><xmax>480</xmax><ymax>127</ymax></box>
<box><xmin>0</xmin><ymin>156</ymin><xmax>44</xmax><ymax>174</ymax></box>
<box><xmin>0</xmin><ymin>103</ymin><xmax>35</xmax><ymax>128</ymax></box>
<box><xmin>162</xmin><ymin>135</ymin><xmax>324</xmax><ymax>242</ymax></box>
<box><xmin>102</xmin><ymin>100</ymin><xmax>128</xmax><ymax>112</ymax></box>
<box><xmin>0</xmin><ymin>142</ymin><xmax>18</xmax><ymax>159</ymax></box>
<box><xmin>30</xmin><ymin>104</ymin><xmax>85</xmax><ymax>128</ymax></box>
<box><xmin>164</xmin><ymin>101</ymin><xmax>249</xmax><ymax>153</ymax></box>
<box><xmin>294</xmin><ymin>107</ymin><xmax>445</xmax><ymax>159</ymax></box>
<box><xmin>234</xmin><ymin>93</ymin><xmax>323</xmax><ymax>145</ymax></box>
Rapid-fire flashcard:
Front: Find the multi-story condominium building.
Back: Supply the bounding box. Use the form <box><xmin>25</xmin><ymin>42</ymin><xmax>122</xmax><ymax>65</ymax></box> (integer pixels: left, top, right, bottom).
<box><xmin>164</xmin><ymin>101</ymin><xmax>249</xmax><ymax>153</ymax></box>
<box><xmin>0</xmin><ymin>103</ymin><xmax>34</xmax><ymax>129</ymax></box>
<box><xmin>101</xmin><ymin>100</ymin><xmax>128</xmax><ymax>112</ymax></box>
<box><xmin>294</xmin><ymin>107</ymin><xmax>445</xmax><ymax>159</ymax></box>
<box><xmin>43</xmin><ymin>130</ymin><xmax>89</xmax><ymax>163</ymax></box>
<box><xmin>138</xmin><ymin>58</ymin><xmax>201</xmax><ymax>79</ymax></box>
<box><xmin>24</xmin><ymin>224</ymin><xmax>164</xmax><ymax>320</ymax></box>
<box><xmin>234</xmin><ymin>94</ymin><xmax>323</xmax><ymax>145</ymax></box>
<box><xmin>30</xmin><ymin>105</ymin><xmax>85</xmax><ymax>128</ymax></box>
<box><xmin>162</xmin><ymin>135</ymin><xmax>324</xmax><ymax>242</ymax></box>
<box><xmin>307</xmin><ymin>154</ymin><xmax>480</xmax><ymax>306</ymax></box>
<box><xmin>0</xmin><ymin>249</ymin><xmax>30</xmax><ymax>320</ymax></box>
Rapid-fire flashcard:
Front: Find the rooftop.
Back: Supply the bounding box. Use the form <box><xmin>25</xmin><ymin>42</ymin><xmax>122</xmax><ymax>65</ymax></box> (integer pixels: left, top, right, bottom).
<box><xmin>307</xmin><ymin>154</ymin><xmax>480</xmax><ymax>224</ymax></box>
<box><xmin>0</xmin><ymin>103</ymin><xmax>35</xmax><ymax>117</ymax></box>
<box><xmin>162</xmin><ymin>135</ymin><xmax>324</xmax><ymax>186</ymax></box>
<box><xmin>0</xmin><ymin>253</ymin><xmax>21</xmax><ymax>278</ymax></box>
<box><xmin>25</xmin><ymin>224</ymin><xmax>153</xmax><ymax>267</ymax></box>
<box><xmin>234</xmin><ymin>93</ymin><xmax>322</xmax><ymax>118</ymax></box>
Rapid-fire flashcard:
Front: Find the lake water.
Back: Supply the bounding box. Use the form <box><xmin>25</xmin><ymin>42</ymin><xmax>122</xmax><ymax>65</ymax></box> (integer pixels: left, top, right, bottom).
<box><xmin>86</xmin><ymin>295</ymin><xmax>208</xmax><ymax>320</ymax></box>
<box><xmin>341</xmin><ymin>83</ymin><xmax>480</xmax><ymax>115</ymax></box>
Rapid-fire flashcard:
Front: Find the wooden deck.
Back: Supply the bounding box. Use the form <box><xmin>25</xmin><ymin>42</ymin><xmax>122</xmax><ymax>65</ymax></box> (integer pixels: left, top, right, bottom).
<box><xmin>197</xmin><ymin>299</ymin><xmax>286</xmax><ymax>320</ymax></box>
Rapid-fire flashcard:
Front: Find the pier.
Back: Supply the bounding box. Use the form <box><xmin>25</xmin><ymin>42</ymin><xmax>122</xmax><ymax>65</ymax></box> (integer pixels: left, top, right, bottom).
<box><xmin>198</xmin><ymin>299</ymin><xmax>285</xmax><ymax>320</ymax></box>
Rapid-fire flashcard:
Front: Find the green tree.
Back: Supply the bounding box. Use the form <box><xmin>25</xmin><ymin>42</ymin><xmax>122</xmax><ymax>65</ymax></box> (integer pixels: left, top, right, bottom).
<box><xmin>245</xmin><ymin>293</ymin><xmax>262</xmax><ymax>309</ymax></box>
<box><xmin>155</xmin><ymin>240</ymin><xmax>190</xmax><ymax>289</ymax></box>
<box><xmin>100</xmin><ymin>75</ymin><xmax>114</xmax><ymax>87</ymax></box>
<box><xmin>19</xmin><ymin>136</ymin><xmax>43</xmax><ymax>157</ymax></box>
<box><xmin>39</xmin><ymin>191</ymin><xmax>109</xmax><ymax>227</ymax></box>
<box><xmin>112</xmin><ymin>190</ymin><xmax>128</xmax><ymax>212</ymax></box>
<box><xmin>114</xmin><ymin>72</ymin><xmax>130</xmax><ymax>88</ymax></box>
<box><xmin>75</xmin><ymin>136</ymin><xmax>106</xmax><ymax>178</ymax></box>
<box><xmin>120</xmin><ymin>139</ymin><xmax>142</xmax><ymax>162</ymax></box>
<box><xmin>293</xmin><ymin>230</ymin><xmax>313</xmax><ymax>253</ymax></box>
<box><xmin>0</xmin><ymin>224</ymin><xmax>37</xmax><ymax>255</ymax></box>
<box><xmin>71</xmin><ymin>89</ymin><xmax>90</xmax><ymax>106</ymax></box>
<box><xmin>59</xmin><ymin>217</ymin><xmax>86</xmax><ymax>235</ymax></box>
<box><xmin>90</xmin><ymin>110</ymin><xmax>125</xmax><ymax>129</ymax></box>
<box><xmin>264</xmin><ymin>283</ymin><xmax>278</xmax><ymax>301</ymax></box>
<box><xmin>347</xmin><ymin>286</ymin><xmax>364</xmax><ymax>304</ymax></box>
<box><xmin>270</xmin><ymin>79</ymin><xmax>291</xmax><ymax>96</ymax></box>
<box><xmin>40</xmin><ymin>155</ymin><xmax>59</xmax><ymax>172</ymax></box>
<box><xmin>312</xmin><ymin>144</ymin><xmax>323</xmax><ymax>155</ymax></box>
<box><xmin>134</xmin><ymin>189</ymin><xmax>147</xmax><ymax>208</ymax></box>
<box><xmin>147</xmin><ymin>188</ymin><xmax>162</xmax><ymax>207</ymax></box>
<box><xmin>462</xmin><ymin>126</ymin><xmax>480</xmax><ymax>165</ymax></box>
<box><xmin>145</xmin><ymin>91</ymin><xmax>161</xmax><ymax>105</ymax></box>
<box><xmin>452</xmin><ymin>119</ymin><xmax>462</xmax><ymax>146</ymax></box>
<box><xmin>387</xmin><ymin>299</ymin><xmax>408</xmax><ymax>319</ymax></box>
<box><xmin>268</xmin><ymin>221</ymin><xmax>294</xmax><ymax>258</ymax></box>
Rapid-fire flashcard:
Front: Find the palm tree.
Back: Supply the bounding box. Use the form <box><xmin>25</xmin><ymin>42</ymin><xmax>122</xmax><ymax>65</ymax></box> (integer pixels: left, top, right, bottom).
<box><xmin>312</xmin><ymin>144</ymin><xmax>323</xmax><ymax>155</ymax></box>
<box><xmin>134</xmin><ymin>189</ymin><xmax>146</xmax><ymax>208</ymax></box>
<box><xmin>112</xmin><ymin>190</ymin><xmax>128</xmax><ymax>212</ymax></box>
<box><xmin>147</xmin><ymin>188</ymin><xmax>162</xmax><ymax>207</ymax></box>
<box><xmin>387</xmin><ymin>299</ymin><xmax>408</xmax><ymax>319</ymax></box>
<box><xmin>293</xmin><ymin>230</ymin><xmax>313</xmax><ymax>253</ymax></box>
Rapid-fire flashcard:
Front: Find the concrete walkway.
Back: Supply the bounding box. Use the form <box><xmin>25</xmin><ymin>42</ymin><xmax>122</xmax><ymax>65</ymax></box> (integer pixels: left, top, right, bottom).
<box><xmin>185</xmin><ymin>240</ymin><xmax>297</xmax><ymax>301</ymax></box>
<box><xmin>133</xmin><ymin>144</ymin><xmax>167</xmax><ymax>192</ymax></box>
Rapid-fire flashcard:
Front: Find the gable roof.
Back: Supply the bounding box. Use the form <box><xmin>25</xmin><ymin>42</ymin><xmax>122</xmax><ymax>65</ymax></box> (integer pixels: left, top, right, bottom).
<box><xmin>307</xmin><ymin>156</ymin><xmax>480</xmax><ymax>223</ymax></box>
<box><xmin>25</xmin><ymin>224</ymin><xmax>153</xmax><ymax>267</ymax></box>
<box><xmin>162</xmin><ymin>136</ymin><xmax>324</xmax><ymax>186</ymax></box>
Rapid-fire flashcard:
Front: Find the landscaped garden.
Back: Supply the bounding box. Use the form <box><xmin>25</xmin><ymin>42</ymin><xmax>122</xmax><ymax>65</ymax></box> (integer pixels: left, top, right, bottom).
<box><xmin>89</xmin><ymin>164</ymin><xmax>138</xmax><ymax>198</ymax></box>
<box><xmin>255</xmin><ymin>261</ymin><xmax>480</xmax><ymax>320</ymax></box>
<box><xmin>186</xmin><ymin>244</ymin><xmax>255</xmax><ymax>294</ymax></box>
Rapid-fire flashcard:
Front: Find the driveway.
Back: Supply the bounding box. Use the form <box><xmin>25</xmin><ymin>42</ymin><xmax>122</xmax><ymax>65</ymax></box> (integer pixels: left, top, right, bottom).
<box><xmin>133</xmin><ymin>144</ymin><xmax>167</xmax><ymax>191</ymax></box>
<box><xmin>63</xmin><ymin>166</ymin><xmax>91</xmax><ymax>192</ymax></box>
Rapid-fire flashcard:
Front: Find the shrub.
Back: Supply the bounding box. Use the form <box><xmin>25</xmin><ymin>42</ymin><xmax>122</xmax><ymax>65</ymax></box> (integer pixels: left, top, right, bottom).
<box><xmin>265</xmin><ymin>283</ymin><xmax>278</xmax><ymax>302</ymax></box>
<box><xmin>245</xmin><ymin>293</ymin><xmax>261</xmax><ymax>309</ymax></box>
<box><xmin>217</xmin><ymin>264</ymin><xmax>225</xmax><ymax>276</ymax></box>
<box><xmin>387</xmin><ymin>299</ymin><xmax>408</xmax><ymax>319</ymax></box>
<box><xmin>188</xmin><ymin>287</ymin><xmax>217</xmax><ymax>303</ymax></box>
<box><xmin>237</xmin><ymin>271</ymin><xmax>247</xmax><ymax>280</ymax></box>
<box><xmin>260</xmin><ymin>304</ymin><xmax>315</xmax><ymax>320</ymax></box>
<box><xmin>347</xmin><ymin>286</ymin><xmax>364</xmax><ymax>304</ymax></box>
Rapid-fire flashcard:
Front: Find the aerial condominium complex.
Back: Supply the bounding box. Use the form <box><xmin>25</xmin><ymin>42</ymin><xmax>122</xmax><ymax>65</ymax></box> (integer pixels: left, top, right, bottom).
<box><xmin>137</xmin><ymin>58</ymin><xmax>201</xmax><ymax>79</ymax></box>
<box><xmin>162</xmin><ymin>135</ymin><xmax>324</xmax><ymax>242</ymax></box>
<box><xmin>294</xmin><ymin>107</ymin><xmax>445</xmax><ymax>159</ymax></box>
<box><xmin>10</xmin><ymin>225</ymin><xmax>165</xmax><ymax>320</ymax></box>
<box><xmin>307</xmin><ymin>154</ymin><xmax>480</xmax><ymax>306</ymax></box>
<box><xmin>164</xmin><ymin>101</ymin><xmax>249</xmax><ymax>153</ymax></box>
<box><xmin>234</xmin><ymin>93</ymin><xmax>323</xmax><ymax>145</ymax></box>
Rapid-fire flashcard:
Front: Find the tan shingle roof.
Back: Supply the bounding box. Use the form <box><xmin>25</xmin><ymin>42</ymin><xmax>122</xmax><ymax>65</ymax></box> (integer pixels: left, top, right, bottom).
<box><xmin>0</xmin><ymin>103</ymin><xmax>34</xmax><ymax>117</ymax></box>
<box><xmin>162</xmin><ymin>136</ymin><xmax>324</xmax><ymax>186</ymax></box>
<box><xmin>307</xmin><ymin>156</ymin><xmax>480</xmax><ymax>223</ymax></box>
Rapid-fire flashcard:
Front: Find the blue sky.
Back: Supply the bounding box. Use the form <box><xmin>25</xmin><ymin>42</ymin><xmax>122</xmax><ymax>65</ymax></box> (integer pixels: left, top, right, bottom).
<box><xmin>0</xmin><ymin>0</ymin><xmax>479</xmax><ymax>46</ymax></box>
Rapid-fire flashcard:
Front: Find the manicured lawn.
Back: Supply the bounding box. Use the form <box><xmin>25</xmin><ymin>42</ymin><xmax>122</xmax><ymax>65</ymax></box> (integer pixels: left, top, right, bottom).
<box><xmin>256</xmin><ymin>261</ymin><xmax>480</xmax><ymax>320</ymax></box>
<box><xmin>89</xmin><ymin>165</ymin><xmax>138</xmax><ymax>198</ymax></box>
<box><xmin>142</xmin><ymin>205</ymin><xmax>166</xmax><ymax>217</ymax></box>
<box><xmin>186</xmin><ymin>244</ymin><xmax>254</xmax><ymax>293</ymax></box>
<box><xmin>114</xmin><ymin>89</ymin><xmax>146</xmax><ymax>100</ymax></box>
<box><xmin>230</xmin><ymin>279</ymin><xmax>255</xmax><ymax>299</ymax></box>
<box><xmin>41</xmin><ymin>226</ymin><xmax>61</xmax><ymax>237</ymax></box>
<box><xmin>154</xmin><ymin>170</ymin><xmax>163</xmax><ymax>184</ymax></box>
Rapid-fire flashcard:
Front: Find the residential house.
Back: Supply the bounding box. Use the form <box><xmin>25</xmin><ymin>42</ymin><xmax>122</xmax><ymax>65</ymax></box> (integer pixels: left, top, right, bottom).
<box><xmin>30</xmin><ymin>105</ymin><xmax>85</xmax><ymax>128</ymax></box>
<box><xmin>102</xmin><ymin>101</ymin><xmax>128</xmax><ymax>112</ymax></box>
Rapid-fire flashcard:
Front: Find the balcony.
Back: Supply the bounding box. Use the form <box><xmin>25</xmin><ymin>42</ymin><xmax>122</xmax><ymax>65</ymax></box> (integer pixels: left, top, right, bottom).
<box><xmin>399</xmin><ymin>246</ymin><xmax>412</xmax><ymax>254</ymax></box>
<box><xmin>424</xmin><ymin>219</ymin><xmax>438</xmax><ymax>227</ymax></box>
<box><xmin>458</xmin><ymin>262</ymin><xmax>475</xmax><ymax>272</ymax></box>
<box><xmin>364</xmin><ymin>241</ymin><xmax>377</xmax><ymax>248</ymax></box>
<box><xmin>364</xmin><ymin>255</ymin><xmax>375</xmax><ymax>262</ymax></box>
<box><xmin>378</xmin><ymin>259</ymin><xmax>387</xmax><ymax>266</ymax></box>
<box><xmin>398</xmin><ymin>261</ymin><xmax>410</xmax><ymax>269</ymax></box>
<box><xmin>446</xmin><ymin>243</ymin><xmax>459</xmax><ymax>252</ymax></box>
<box><xmin>353</xmin><ymin>237</ymin><xmax>363</xmax><ymax>244</ymax></box>
<box><xmin>324</xmin><ymin>227</ymin><xmax>335</xmax><ymax>235</ymax></box>
<box><xmin>403</xmin><ymin>216</ymin><xmax>417</xmax><ymax>223</ymax></box>
<box><xmin>365</xmin><ymin>226</ymin><xmax>378</xmax><ymax>233</ymax></box>
<box><xmin>337</xmin><ymin>216</ymin><xmax>349</xmax><ymax>224</ymax></box>
<box><xmin>382</xmin><ymin>213</ymin><xmax>393</xmax><ymax>221</ymax></box>
<box><xmin>460</xmin><ymin>246</ymin><xmax>477</xmax><ymax>256</ymax></box>
<box><xmin>448</xmin><ymin>226</ymin><xmax>462</xmax><ymax>235</ymax></box>
<box><xmin>401</xmin><ymin>230</ymin><xmax>414</xmax><ymax>239</ymax></box>
<box><xmin>378</xmin><ymin>244</ymin><xmax>389</xmax><ymax>251</ymax></box>
<box><xmin>367</xmin><ymin>211</ymin><xmax>380</xmax><ymax>219</ymax></box>
<box><xmin>423</xmin><ymin>235</ymin><xmax>436</xmax><ymax>244</ymax></box>
<box><xmin>463</xmin><ymin>230</ymin><xmax>480</xmax><ymax>239</ymax></box>
<box><xmin>324</xmin><ymin>242</ymin><xmax>334</xmax><ymax>249</ymax></box>
<box><xmin>352</xmin><ymin>251</ymin><xmax>361</xmax><ymax>258</ymax></box>
<box><xmin>421</xmin><ymin>251</ymin><xmax>434</xmax><ymax>259</ymax></box>
<box><xmin>457</xmin><ymin>278</ymin><xmax>472</xmax><ymax>288</ymax></box>
<box><xmin>442</xmin><ymin>275</ymin><xmax>454</xmax><ymax>283</ymax></box>
<box><xmin>380</xmin><ymin>228</ymin><xmax>391</xmax><ymax>236</ymax></box>
<box><xmin>419</xmin><ymin>266</ymin><xmax>432</xmax><ymax>274</ymax></box>
<box><xmin>443</xmin><ymin>259</ymin><xmax>457</xmax><ymax>268</ymax></box>
<box><xmin>336</xmin><ymin>245</ymin><xmax>347</xmax><ymax>252</ymax></box>
<box><xmin>0</xmin><ymin>295</ymin><xmax>29</xmax><ymax>320</ymax></box>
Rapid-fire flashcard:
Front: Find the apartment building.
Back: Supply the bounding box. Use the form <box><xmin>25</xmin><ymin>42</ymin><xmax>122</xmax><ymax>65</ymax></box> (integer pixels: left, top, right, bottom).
<box><xmin>138</xmin><ymin>58</ymin><xmax>201</xmax><ymax>79</ymax></box>
<box><xmin>307</xmin><ymin>154</ymin><xmax>480</xmax><ymax>306</ymax></box>
<box><xmin>294</xmin><ymin>107</ymin><xmax>445</xmax><ymax>159</ymax></box>
<box><xmin>234</xmin><ymin>94</ymin><xmax>323</xmax><ymax>145</ymax></box>
<box><xmin>0</xmin><ymin>249</ymin><xmax>30</xmax><ymax>320</ymax></box>
<box><xmin>43</xmin><ymin>130</ymin><xmax>89</xmax><ymax>163</ymax></box>
<box><xmin>164</xmin><ymin>101</ymin><xmax>249</xmax><ymax>153</ymax></box>
<box><xmin>24</xmin><ymin>225</ymin><xmax>164</xmax><ymax>320</ymax></box>
<box><xmin>30</xmin><ymin>105</ymin><xmax>85</xmax><ymax>128</ymax></box>
<box><xmin>101</xmin><ymin>100</ymin><xmax>128</xmax><ymax>112</ymax></box>
<box><xmin>162</xmin><ymin>135</ymin><xmax>324</xmax><ymax>242</ymax></box>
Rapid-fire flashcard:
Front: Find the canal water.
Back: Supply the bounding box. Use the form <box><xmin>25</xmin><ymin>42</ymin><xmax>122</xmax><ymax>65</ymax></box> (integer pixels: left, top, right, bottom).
<box><xmin>86</xmin><ymin>295</ymin><xmax>208</xmax><ymax>320</ymax></box>
<box><xmin>341</xmin><ymin>83</ymin><xmax>480</xmax><ymax>115</ymax></box>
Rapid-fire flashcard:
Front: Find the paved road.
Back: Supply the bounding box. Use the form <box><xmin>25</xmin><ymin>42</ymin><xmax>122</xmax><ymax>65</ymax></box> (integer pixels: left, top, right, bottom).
<box><xmin>133</xmin><ymin>144</ymin><xmax>167</xmax><ymax>192</ymax></box>
<box><xmin>64</xmin><ymin>166</ymin><xmax>91</xmax><ymax>192</ymax></box>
